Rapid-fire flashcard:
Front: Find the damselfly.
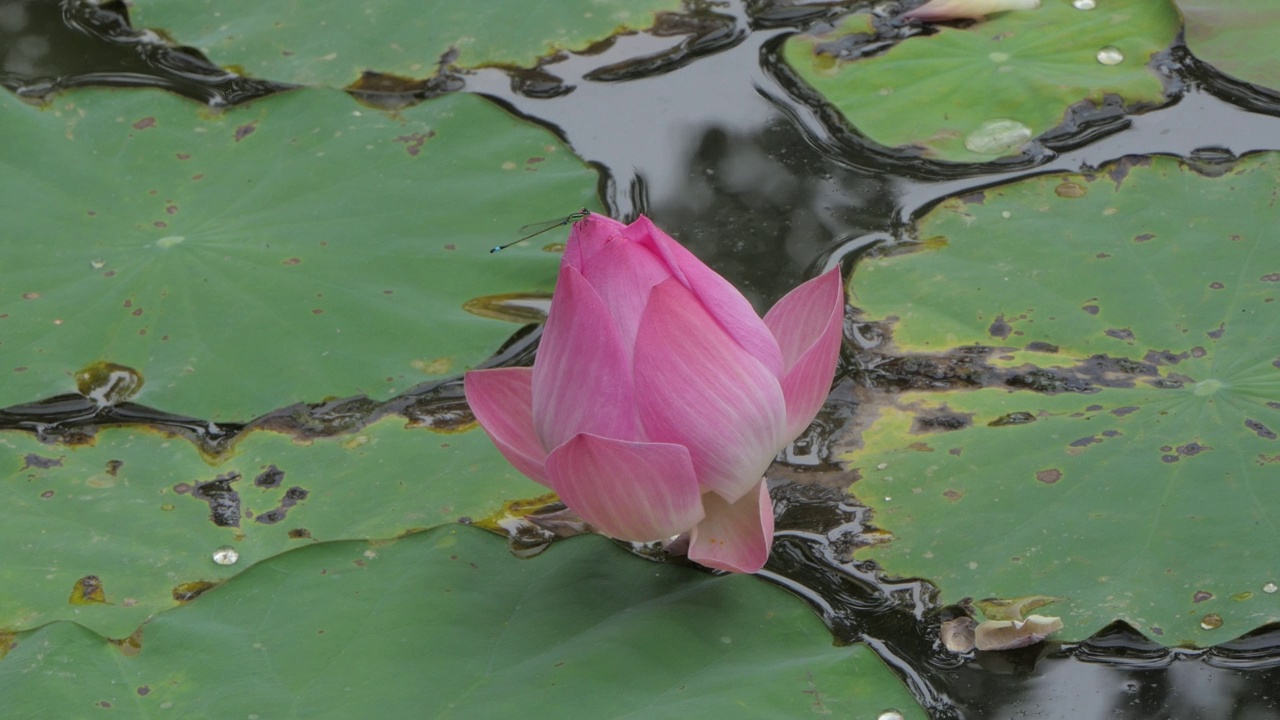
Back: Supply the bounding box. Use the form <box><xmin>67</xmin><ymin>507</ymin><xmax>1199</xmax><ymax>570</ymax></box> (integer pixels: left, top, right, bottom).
<box><xmin>490</xmin><ymin>208</ymin><xmax>591</xmax><ymax>253</ymax></box>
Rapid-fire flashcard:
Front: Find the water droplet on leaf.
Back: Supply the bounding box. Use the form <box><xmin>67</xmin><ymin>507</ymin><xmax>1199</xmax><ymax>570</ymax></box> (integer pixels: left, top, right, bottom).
<box><xmin>1200</xmin><ymin>613</ymin><xmax>1223</xmax><ymax>631</ymax></box>
<box><xmin>1096</xmin><ymin>46</ymin><xmax>1124</xmax><ymax>65</ymax></box>
<box><xmin>1265</xmin><ymin>582</ymin><xmax>1278</xmax><ymax>594</ymax></box>
<box><xmin>1072</xmin><ymin>0</ymin><xmax>1096</xmax><ymax>9</ymax></box>
<box><xmin>212</xmin><ymin>546</ymin><xmax>240</xmax><ymax>565</ymax></box>
<box><xmin>878</xmin><ymin>712</ymin><xmax>905</xmax><ymax>720</ymax></box>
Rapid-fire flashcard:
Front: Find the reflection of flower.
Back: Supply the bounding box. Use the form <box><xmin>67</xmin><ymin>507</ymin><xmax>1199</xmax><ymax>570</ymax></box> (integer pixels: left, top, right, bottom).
<box><xmin>464</xmin><ymin>213</ymin><xmax>845</xmax><ymax>573</ymax></box>
<box><xmin>904</xmin><ymin>0</ymin><xmax>1040</xmax><ymax>22</ymax></box>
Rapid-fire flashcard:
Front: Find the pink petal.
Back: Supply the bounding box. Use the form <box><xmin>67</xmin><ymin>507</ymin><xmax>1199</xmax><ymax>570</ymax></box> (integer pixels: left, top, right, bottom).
<box><xmin>563</xmin><ymin>212</ymin><xmax>627</xmax><ymax>272</ymax></box>
<box><xmin>762</xmin><ymin>267</ymin><xmax>846</xmax><ymax>441</ymax></box>
<box><xmin>689</xmin><ymin>480</ymin><xmax>774</xmax><ymax>573</ymax></box>
<box><xmin>903</xmin><ymin>0</ymin><xmax>1039</xmax><ymax>21</ymax></box>
<box><xmin>463</xmin><ymin>368</ymin><xmax>550</xmax><ymax>486</ymax></box>
<box><xmin>574</xmin><ymin>237</ymin><xmax>673</xmax><ymax>358</ymax></box>
<box><xmin>533</xmin><ymin>265</ymin><xmax>637</xmax><ymax>450</ymax></box>
<box><xmin>634</xmin><ymin>278</ymin><xmax>788</xmax><ymax>503</ymax></box>
<box><xmin>628</xmin><ymin>216</ymin><xmax>784</xmax><ymax>378</ymax></box>
<box><xmin>545</xmin><ymin>433</ymin><xmax>705</xmax><ymax>542</ymax></box>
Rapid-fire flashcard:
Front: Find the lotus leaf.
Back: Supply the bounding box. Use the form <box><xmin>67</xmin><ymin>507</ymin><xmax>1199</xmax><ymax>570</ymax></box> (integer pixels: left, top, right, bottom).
<box><xmin>782</xmin><ymin>0</ymin><xmax>1179</xmax><ymax>162</ymax></box>
<box><xmin>0</xmin><ymin>417</ymin><xmax>540</xmax><ymax>638</ymax></box>
<box><xmin>1176</xmin><ymin>0</ymin><xmax>1280</xmax><ymax>94</ymax></box>
<box><xmin>0</xmin><ymin>528</ymin><xmax>926</xmax><ymax>719</ymax></box>
<box><xmin>131</xmin><ymin>0</ymin><xmax>683</xmax><ymax>87</ymax></box>
<box><xmin>0</xmin><ymin>87</ymin><xmax>596</xmax><ymax>420</ymax></box>
<box><xmin>844</xmin><ymin>152</ymin><xmax>1280</xmax><ymax>645</ymax></box>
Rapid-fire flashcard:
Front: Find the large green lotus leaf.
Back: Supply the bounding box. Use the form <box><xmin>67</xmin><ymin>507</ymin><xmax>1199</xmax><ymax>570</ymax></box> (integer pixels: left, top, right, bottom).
<box><xmin>1176</xmin><ymin>0</ymin><xmax>1280</xmax><ymax>93</ymax></box>
<box><xmin>0</xmin><ymin>87</ymin><xmax>593</xmax><ymax>420</ymax></box>
<box><xmin>0</xmin><ymin>418</ymin><xmax>537</xmax><ymax>638</ymax></box>
<box><xmin>782</xmin><ymin>1</ymin><xmax>1179</xmax><ymax>162</ymax></box>
<box><xmin>0</xmin><ymin>528</ymin><xmax>925</xmax><ymax>719</ymax></box>
<box><xmin>131</xmin><ymin>0</ymin><xmax>683</xmax><ymax>87</ymax></box>
<box><xmin>843</xmin><ymin>153</ymin><xmax>1280</xmax><ymax>645</ymax></box>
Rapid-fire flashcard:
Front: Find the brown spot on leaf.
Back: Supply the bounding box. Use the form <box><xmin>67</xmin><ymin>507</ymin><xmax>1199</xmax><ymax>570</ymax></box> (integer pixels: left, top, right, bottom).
<box><xmin>1107</xmin><ymin>155</ymin><xmax>1150</xmax><ymax>186</ymax></box>
<box><xmin>1262</xmin><ymin>273</ymin><xmax>1280</xmax><ymax>282</ymax></box>
<box><xmin>1246</xmin><ymin>419</ymin><xmax>1277</xmax><ymax>440</ymax></box>
<box><xmin>988</xmin><ymin>315</ymin><xmax>1012</xmax><ymax>339</ymax></box>
<box><xmin>40</xmin><ymin>490</ymin><xmax>54</xmax><ymax>499</ymax></box>
<box><xmin>1082</xmin><ymin>304</ymin><xmax>1100</xmax><ymax>315</ymax></box>
<box><xmin>988</xmin><ymin>412</ymin><xmax>1036</xmax><ymax>427</ymax></box>
<box><xmin>1070</xmin><ymin>435</ymin><xmax>1102</xmax><ymax>448</ymax></box>
<box><xmin>132</xmin><ymin>117</ymin><xmax>156</xmax><ymax>130</ymax></box>
<box><xmin>289</xmin><ymin>528</ymin><xmax>312</xmax><ymax>539</ymax></box>
<box><xmin>191</xmin><ymin>473</ymin><xmax>242</xmax><ymax>527</ymax></box>
<box><xmin>172</xmin><ymin>580</ymin><xmax>216</xmax><ymax>602</ymax></box>
<box><xmin>1025</xmin><ymin>341</ymin><xmax>1058</xmax><ymax>353</ymax></box>
<box><xmin>943</xmin><ymin>489</ymin><xmax>963</xmax><ymax>502</ymax></box>
<box><xmin>1207</xmin><ymin>323</ymin><xmax>1226</xmax><ymax>340</ymax></box>
<box><xmin>1193</xmin><ymin>590</ymin><xmax>1213</xmax><ymax>603</ymax></box>
<box><xmin>1209</xmin><ymin>282</ymin><xmax>1224</xmax><ymax>289</ymax></box>
<box><xmin>1105</xmin><ymin>328</ymin><xmax>1135</xmax><ymax>342</ymax></box>
<box><xmin>394</xmin><ymin>131</ymin><xmax>435</xmax><ymax>156</ymax></box>
<box><xmin>912</xmin><ymin>412</ymin><xmax>973</xmax><ymax>433</ymax></box>
<box><xmin>69</xmin><ymin>575</ymin><xmax>107</xmax><ymax>605</ymax></box>
<box><xmin>175</xmin><ymin>153</ymin><xmax>190</xmax><ymax>160</ymax></box>
<box><xmin>1035</xmin><ymin>469</ymin><xmax>1062</xmax><ymax>484</ymax></box>
<box><xmin>234</xmin><ymin>123</ymin><xmax>257</xmax><ymax>142</ymax></box>
<box><xmin>22</xmin><ymin>454</ymin><xmax>62</xmax><ymax>470</ymax></box>
<box><xmin>137</xmin><ymin>687</ymin><xmax>150</xmax><ymax>697</ymax></box>
<box><xmin>254</xmin><ymin>465</ymin><xmax>285</xmax><ymax>488</ymax></box>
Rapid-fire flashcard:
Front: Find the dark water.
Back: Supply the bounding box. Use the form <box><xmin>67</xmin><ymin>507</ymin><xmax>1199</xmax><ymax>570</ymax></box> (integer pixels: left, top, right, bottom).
<box><xmin>6</xmin><ymin>1</ymin><xmax>1280</xmax><ymax>717</ymax></box>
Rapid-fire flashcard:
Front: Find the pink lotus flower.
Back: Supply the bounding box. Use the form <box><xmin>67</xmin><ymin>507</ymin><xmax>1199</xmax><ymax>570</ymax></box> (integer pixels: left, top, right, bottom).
<box><xmin>464</xmin><ymin>213</ymin><xmax>844</xmax><ymax>573</ymax></box>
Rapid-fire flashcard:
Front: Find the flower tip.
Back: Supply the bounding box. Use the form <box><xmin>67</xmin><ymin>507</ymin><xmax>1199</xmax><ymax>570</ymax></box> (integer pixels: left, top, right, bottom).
<box><xmin>903</xmin><ymin>0</ymin><xmax>1039</xmax><ymax>21</ymax></box>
